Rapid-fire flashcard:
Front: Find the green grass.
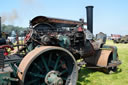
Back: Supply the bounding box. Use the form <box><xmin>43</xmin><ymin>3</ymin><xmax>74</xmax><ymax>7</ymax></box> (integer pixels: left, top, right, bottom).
<box><xmin>77</xmin><ymin>40</ymin><xmax>128</xmax><ymax>85</ymax></box>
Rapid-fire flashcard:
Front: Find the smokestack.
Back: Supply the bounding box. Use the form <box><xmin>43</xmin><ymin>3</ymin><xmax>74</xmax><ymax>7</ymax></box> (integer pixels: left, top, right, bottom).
<box><xmin>86</xmin><ymin>6</ymin><xmax>94</xmax><ymax>33</ymax></box>
<box><xmin>0</xmin><ymin>17</ymin><xmax>1</xmax><ymax>38</ymax></box>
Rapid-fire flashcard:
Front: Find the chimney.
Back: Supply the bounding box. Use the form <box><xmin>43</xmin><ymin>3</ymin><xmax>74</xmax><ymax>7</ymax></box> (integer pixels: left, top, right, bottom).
<box><xmin>86</xmin><ymin>6</ymin><xmax>94</xmax><ymax>33</ymax></box>
<box><xmin>0</xmin><ymin>17</ymin><xmax>1</xmax><ymax>38</ymax></box>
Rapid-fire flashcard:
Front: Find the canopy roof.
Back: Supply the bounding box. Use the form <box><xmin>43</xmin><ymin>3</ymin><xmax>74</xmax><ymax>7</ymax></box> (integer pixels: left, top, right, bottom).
<box><xmin>30</xmin><ymin>16</ymin><xmax>87</xmax><ymax>27</ymax></box>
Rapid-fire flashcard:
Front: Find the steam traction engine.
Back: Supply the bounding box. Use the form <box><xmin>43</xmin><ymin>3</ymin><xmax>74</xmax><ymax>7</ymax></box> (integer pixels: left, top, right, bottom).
<box><xmin>0</xmin><ymin>6</ymin><xmax>121</xmax><ymax>85</ymax></box>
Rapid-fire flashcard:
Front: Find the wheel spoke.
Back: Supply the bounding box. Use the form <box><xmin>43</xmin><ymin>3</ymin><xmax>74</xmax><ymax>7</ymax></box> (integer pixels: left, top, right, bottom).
<box><xmin>26</xmin><ymin>78</ymin><xmax>40</xmax><ymax>85</ymax></box>
<box><xmin>28</xmin><ymin>72</ymin><xmax>45</xmax><ymax>78</ymax></box>
<box><xmin>41</xmin><ymin>56</ymin><xmax>49</xmax><ymax>72</ymax></box>
<box><xmin>54</xmin><ymin>56</ymin><xmax>61</xmax><ymax>70</ymax></box>
<box><xmin>60</xmin><ymin>69</ymin><xmax>68</xmax><ymax>76</ymax></box>
<box><xmin>33</xmin><ymin>63</ymin><xmax>43</xmax><ymax>73</ymax></box>
<box><xmin>57</xmin><ymin>61</ymin><xmax>65</xmax><ymax>69</ymax></box>
<box><xmin>48</xmin><ymin>53</ymin><xmax>52</xmax><ymax>66</ymax></box>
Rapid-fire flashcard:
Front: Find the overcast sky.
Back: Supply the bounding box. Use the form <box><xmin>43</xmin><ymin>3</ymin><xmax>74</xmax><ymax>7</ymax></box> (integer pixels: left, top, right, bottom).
<box><xmin>0</xmin><ymin>0</ymin><xmax>128</xmax><ymax>35</ymax></box>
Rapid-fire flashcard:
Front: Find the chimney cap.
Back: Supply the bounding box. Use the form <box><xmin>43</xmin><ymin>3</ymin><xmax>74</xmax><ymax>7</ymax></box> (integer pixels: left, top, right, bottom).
<box><xmin>86</xmin><ymin>6</ymin><xmax>94</xmax><ymax>8</ymax></box>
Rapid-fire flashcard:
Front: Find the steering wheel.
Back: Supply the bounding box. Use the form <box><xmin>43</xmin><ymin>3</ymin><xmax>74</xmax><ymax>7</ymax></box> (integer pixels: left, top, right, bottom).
<box><xmin>0</xmin><ymin>45</ymin><xmax>14</xmax><ymax>56</ymax></box>
<box><xmin>24</xmin><ymin>29</ymin><xmax>33</xmax><ymax>44</ymax></box>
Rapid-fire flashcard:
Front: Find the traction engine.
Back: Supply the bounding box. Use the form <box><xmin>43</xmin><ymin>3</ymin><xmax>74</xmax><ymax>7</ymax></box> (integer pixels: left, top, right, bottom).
<box><xmin>0</xmin><ymin>6</ymin><xmax>121</xmax><ymax>85</ymax></box>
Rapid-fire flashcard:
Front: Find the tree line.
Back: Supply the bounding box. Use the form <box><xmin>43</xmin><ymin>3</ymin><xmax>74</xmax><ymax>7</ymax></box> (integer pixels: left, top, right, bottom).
<box><xmin>1</xmin><ymin>24</ymin><xmax>27</xmax><ymax>36</ymax></box>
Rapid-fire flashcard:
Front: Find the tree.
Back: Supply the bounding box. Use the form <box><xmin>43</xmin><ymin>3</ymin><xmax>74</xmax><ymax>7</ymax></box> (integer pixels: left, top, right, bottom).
<box><xmin>1</xmin><ymin>24</ymin><xmax>27</xmax><ymax>36</ymax></box>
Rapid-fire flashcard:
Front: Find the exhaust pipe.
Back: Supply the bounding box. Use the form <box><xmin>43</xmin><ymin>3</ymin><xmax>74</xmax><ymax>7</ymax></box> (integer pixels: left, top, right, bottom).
<box><xmin>86</xmin><ymin>6</ymin><xmax>94</xmax><ymax>33</ymax></box>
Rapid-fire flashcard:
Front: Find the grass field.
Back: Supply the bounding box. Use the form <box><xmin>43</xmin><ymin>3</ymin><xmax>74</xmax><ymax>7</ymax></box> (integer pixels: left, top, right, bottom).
<box><xmin>77</xmin><ymin>40</ymin><xmax>128</xmax><ymax>85</ymax></box>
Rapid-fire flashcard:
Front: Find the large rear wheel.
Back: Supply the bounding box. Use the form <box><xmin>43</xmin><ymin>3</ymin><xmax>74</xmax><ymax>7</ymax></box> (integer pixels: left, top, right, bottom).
<box><xmin>18</xmin><ymin>46</ymin><xmax>78</xmax><ymax>85</ymax></box>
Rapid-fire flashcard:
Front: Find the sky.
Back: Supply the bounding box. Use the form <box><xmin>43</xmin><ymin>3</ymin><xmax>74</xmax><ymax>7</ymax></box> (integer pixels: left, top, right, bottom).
<box><xmin>0</xmin><ymin>0</ymin><xmax>128</xmax><ymax>35</ymax></box>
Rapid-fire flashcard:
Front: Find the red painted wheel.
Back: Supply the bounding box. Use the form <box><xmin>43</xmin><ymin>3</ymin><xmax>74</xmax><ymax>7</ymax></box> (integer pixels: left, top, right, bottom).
<box><xmin>0</xmin><ymin>45</ymin><xmax>14</xmax><ymax>56</ymax></box>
